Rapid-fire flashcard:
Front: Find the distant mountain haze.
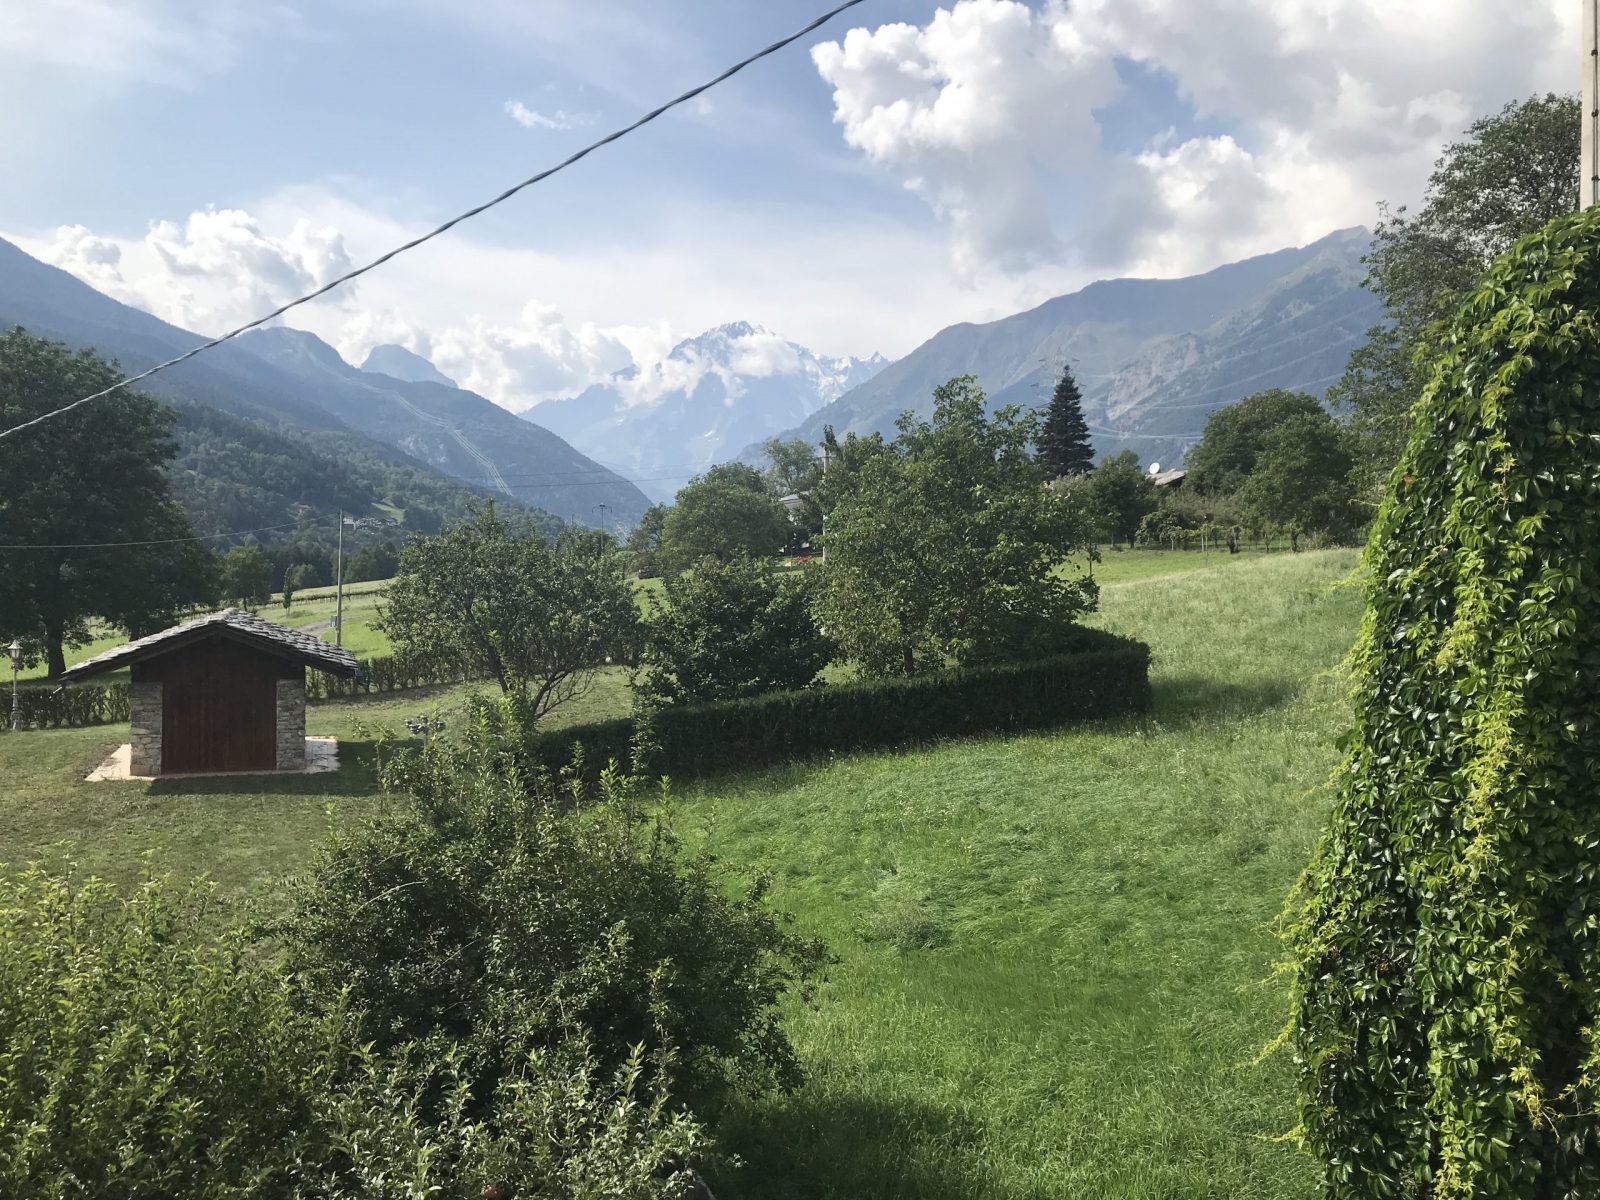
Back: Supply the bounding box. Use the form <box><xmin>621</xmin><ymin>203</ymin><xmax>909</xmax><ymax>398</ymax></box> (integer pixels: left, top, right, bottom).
<box><xmin>753</xmin><ymin>228</ymin><xmax>1379</xmax><ymax>467</ymax></box>
<box><xmin>361</xmin><ymin>343</ymin><xmax>458</xmax><ymax>388</ymax></box>
<box><xmin>524</xmin><ymin>321</ymin><xmax>890</xmax><ymax>502</ymax></box>
<box><xmin>0</xmin><ymin>235</ymin><xmax>650</xmax><ymax>531</ymax></box>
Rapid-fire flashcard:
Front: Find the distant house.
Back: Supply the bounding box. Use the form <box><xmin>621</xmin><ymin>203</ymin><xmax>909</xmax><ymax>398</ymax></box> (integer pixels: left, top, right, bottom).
<box><xmin>60</xmin><ymin>609</ymin><xmax>359</xmax><ymax>776</ymax></box>
<box><xmin>777</xmin><ymin>492</ymin><xmax>809</xmax><ymax>516</ymax></box>
<box><xmin>1153</xmin><ymin>469</ymin><xmax>1187</xmax><ymax>489</ymax></box>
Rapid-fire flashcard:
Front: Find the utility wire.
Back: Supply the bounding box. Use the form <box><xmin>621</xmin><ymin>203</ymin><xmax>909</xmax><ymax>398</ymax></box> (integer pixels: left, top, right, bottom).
<box><xmin>0</xmin><ymin>0</ymin><xmax>872</xmax><ymax>445</ymax></box>
<box><xmin>0</xmin><ymin>515</ymin><xmax>335</xmax><ymax>551</ymax></box>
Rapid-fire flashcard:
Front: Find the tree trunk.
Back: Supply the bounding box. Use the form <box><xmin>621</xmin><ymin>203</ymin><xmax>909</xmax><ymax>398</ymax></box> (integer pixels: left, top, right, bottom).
<box><xmin>43</xmin><ymin>618</ymin><xmax>66</xmax><ymax>679</ymax></box>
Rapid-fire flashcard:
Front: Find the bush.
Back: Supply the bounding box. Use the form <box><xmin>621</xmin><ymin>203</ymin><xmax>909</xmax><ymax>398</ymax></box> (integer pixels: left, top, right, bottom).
<box><xmin>638</xmin><ymin>554</ymin><xmax>833</xmax><ymax>707</ymax></box>
<box><xmin>304</xmin><ymin>649</ymin><xmax>480</xmax><ymax>701</ymax></box>
<box><xmin>0</xmin><ymin>867</ymin><xmax>706</xmax><ymax>1198</ymax></box>
<box><xmin>282</xmin><ymin>707</ymin><xmax>830</xmax><ymax>1116</ymax></box>
<box><xmin>1288</xmin><ymin>209</ymin><xmax>1600</xmax><ymax>1197</ymax></box>
<box><xmin>531</xmin><ymin>626</ymin><xmax>1151</xmax><ymax>780</ymax></box>
<box><xmin>3</xmin><ymin>682</ymin><xmax>130</xmax><ymax>729</ymax></box>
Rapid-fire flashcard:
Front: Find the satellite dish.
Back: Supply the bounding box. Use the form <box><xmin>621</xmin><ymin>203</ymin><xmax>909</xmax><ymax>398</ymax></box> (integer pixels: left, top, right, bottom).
<box><xmin>1148</xmin><ymin>462</ymin><xmax>1162</xmax><ymax>476</ymax></box>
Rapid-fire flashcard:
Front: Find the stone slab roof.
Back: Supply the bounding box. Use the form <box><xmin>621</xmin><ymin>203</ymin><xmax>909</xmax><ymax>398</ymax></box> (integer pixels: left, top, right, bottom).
<box><xmin>60</xmin><ymin>608</ymin><xmax>361</xmax><ymax>682</ymax></box>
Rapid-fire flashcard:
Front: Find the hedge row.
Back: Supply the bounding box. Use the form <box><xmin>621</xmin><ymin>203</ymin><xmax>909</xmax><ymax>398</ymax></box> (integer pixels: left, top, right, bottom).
<box><xmin>526</xmin><ymin>625</ymin><xmax>1152</xmax><ymax>780</ymax></box>
<box><xmin>2</xmin><ymin>683</ymin><xmax>131</xmax><ymax>730</ymax></box>
<box><xmin>304</xmin><ymin>653</ymin><xmax>482</xmax><ymax>701</ymax></box>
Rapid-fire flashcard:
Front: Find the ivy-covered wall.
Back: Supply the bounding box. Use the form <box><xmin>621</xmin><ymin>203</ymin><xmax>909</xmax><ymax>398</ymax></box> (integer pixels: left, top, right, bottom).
<box><xmin>1289</xmin><ymin>209</ymin><xmax>1600</xmax><ymax>1197</ymax></box>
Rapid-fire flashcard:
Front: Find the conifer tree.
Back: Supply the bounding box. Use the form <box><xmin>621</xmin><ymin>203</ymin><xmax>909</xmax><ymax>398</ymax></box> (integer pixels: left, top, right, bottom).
<box><xmin>1038</xmin><ymin>366</ymin><xmax>1094</xmax><ymax>477</ymax></box>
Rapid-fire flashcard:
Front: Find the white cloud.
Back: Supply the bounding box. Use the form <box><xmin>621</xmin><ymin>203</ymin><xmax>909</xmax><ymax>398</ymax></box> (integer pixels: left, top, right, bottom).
<box><xmin>815</xmin><ymin>0</ymin><xmax>1573</xmax><ymax>279</ymax></box>
<box><xmin>503</xmin><ymin>100</ymin><xmax>594</xmax><ymax>131</ymax></box>
<box><xmin>29</xmin><ymin>210</ymin><xmax>354</xmax><ymax>336</ymax></box>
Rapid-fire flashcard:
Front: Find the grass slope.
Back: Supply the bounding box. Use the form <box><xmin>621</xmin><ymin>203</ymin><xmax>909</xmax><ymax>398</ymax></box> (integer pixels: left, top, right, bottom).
<box><xmin>681</xmin><ymin>549</ymin><xmax>1359</xmax><ymax>1199</ymax></box>
<box><xmin>0</xmin><ymin>548</ymin><xmax>1360</xmax><ymax>1195</ymax></box>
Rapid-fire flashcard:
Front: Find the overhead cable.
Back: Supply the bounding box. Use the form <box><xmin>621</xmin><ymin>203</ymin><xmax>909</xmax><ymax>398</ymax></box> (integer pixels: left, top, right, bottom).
<box><xmin>0</xmin><ymin>0</ymin><xmax>872</xmax><ymax>444</ymax></box>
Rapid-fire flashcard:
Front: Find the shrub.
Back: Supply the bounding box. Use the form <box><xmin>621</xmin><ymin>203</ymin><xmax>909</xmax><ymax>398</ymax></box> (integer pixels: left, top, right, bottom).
<box><xmin>638</xmin><ymin>554</ymin><xmax>833</xmax><ymax>707</ymax></box>
<box><xmin>281</xmin><ymin>705</ymin><xmax>830</xmax><ymax>1115</ymax></box>
<box><xmin>531</xmin><ymin>626</ymin><xmax>1151</xmax><ymax>780</ymax></box>
<box><xmin>3</xmin><ymin>682</ymin><xmax>130</xmax><ymax>729</ymax></box>
<box><xmin>0</xmin><ymin>867</ymin><xmax>706</xmax><ymax>1198</ymax></box>
<box><xmin>1288</xmin><ymin>209</ymin><xmax>1600</xmax><ymax>1197</ymax></box>
<box><xmin>816</xmin><ymin>377</ymin><xmax>1099</xmax><ymax>675</ymax></box>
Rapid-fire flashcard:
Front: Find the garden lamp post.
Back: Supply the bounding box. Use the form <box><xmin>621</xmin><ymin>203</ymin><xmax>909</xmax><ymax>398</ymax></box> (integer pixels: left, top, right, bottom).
<box><xmin>8</xmin><ymin>640</ymin><xmax>21</xmax><ymax>733</ymax></box>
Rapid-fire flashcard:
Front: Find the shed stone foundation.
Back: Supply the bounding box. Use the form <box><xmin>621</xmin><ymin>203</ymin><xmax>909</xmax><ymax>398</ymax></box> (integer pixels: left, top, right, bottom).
<box><xmin>275</xmin><ymin>678</ymin><xmax>306</xmax><ymax>770</ymax></box>
<box><xmin>129</xmin><ymin>681</ymin><xmax>162</xmax><ymax>776</ymax></box>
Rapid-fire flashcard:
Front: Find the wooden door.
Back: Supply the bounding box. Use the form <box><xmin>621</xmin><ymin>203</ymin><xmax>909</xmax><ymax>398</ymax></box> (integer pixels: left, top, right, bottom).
<box><xmin>160</xmin><ymin>640</ymin><xmax>277</xmax><ymax>772</ymax></box>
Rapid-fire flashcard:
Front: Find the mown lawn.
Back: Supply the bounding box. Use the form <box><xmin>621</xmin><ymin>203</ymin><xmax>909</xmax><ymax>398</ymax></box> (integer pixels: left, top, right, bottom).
<box><xmin>0</xmin><ymin>549</ymin><xmax>1360</xmax><ymax>1195</ymax></box>
<box><xmin>679</xmin><ymin>549</ymin><xmax>1360</xmax><ymax>1199</ymax></box>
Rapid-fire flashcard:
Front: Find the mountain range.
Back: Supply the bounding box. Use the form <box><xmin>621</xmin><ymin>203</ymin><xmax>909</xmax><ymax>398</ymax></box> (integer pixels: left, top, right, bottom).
<box><xmin>759</xmin><ymin>228</ymin><xmax>1379</xmax><ymax>466</ymax></box>
<box><xmin>0</xmin><ymin>235</ymin><xmax>651</xmax><ymax>537</ymax></box>
<box><xmin>523</xmin><ymin>322</ymin><xmax>889</xmax><ymax>502</ymax></box>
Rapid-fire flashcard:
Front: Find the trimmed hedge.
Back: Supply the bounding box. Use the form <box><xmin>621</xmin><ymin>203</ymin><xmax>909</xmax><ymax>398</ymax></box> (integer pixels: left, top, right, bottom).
<box><xmin>3</xmin><ymin>683</ymin><xmax>131</xmax><ymax>730</ymax></box>
<box><xmin>527</xmin><ymin>625</ymin><xmax>1151</xmax><ymax>779</ymax></box>
<box><xmin>304</xmin><ymin>652</ymin><xmax>481</xmax><ymax>701</ymax></box>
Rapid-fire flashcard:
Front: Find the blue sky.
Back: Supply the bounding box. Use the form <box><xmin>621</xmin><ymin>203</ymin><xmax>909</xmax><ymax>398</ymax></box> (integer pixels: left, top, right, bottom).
<box><xmin>0</xmin><ymin>0</ymin><xmax>1574</xmax><ymax>412</ymax></box>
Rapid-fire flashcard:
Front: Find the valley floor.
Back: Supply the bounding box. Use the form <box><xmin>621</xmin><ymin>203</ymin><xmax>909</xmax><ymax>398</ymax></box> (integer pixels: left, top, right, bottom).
<box><xmin>0</xmin><ymin>548</ymin><xmax>1361</xmax><ymax>1197</ymax></box>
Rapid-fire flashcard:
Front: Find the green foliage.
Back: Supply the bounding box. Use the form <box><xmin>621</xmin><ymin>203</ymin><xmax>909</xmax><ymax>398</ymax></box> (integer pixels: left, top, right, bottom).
<box><xmin>1185</xmin><ymin>389</ymin><xmax>1327</xmax><ymax>495</ymax></box>
<box><xmin>4</xmin><ymin>682</ymin><xmax>130</xmax><ymax>730</ymax></box>
<box><xmin>626</xmin><ymin>504</ymin><xmax>668</xmax><ymax>578</ymax></box>
<box><xmin>0</xmin><ymin>328</ymin><xmax>217</xmax><ymax>676</ymax></box>
<box><xmin>1237</xmin><ymin>411</ymin><xmax>1358</xmax><ymax>547</ymax></box>
<box><xmin>302</xmin><ymin>650</ymin><xmax>479</xmax><ymax>701</ymax></box>
<box><xmin>660</xmin><ymin>464</ymin><xmax>792</xmax><ymax>573</ymax></box>
<box><xmin>384</xmin><ymin>505</ymin><xmax>639</xmax><ymax>719</ymax></box>
<box><xmin>1331</xmin><ymin>93</ymin><xmax>1579</xmax><ymax>493</ymax></box>
<box><xmin>1288</xmin><ymin>209</ymin><xmax>1600</xmax><ymax>1197</ymax></box>
<box><xmin>531</xmin><ymin>626</ymin><xmax>1151</xmax><ymax>781</ymax></box>
<box><xmin>218</xmin><ymin>544</ymin><xmax>273</xmax><ymax>608</ymax></box>
<box><xmin>1037</xmin><ymin>365</ymin><xmax>1094</xmax><ymax>477</ymax></box>
<box><xmin>0</xmin><ymin>868</ymin><xmax>704</xmax><ymax>1198</ymax></box>
<box><xmin>638</xmin><ymin>555</ymin><xmax>833</xmax><ymax>707</ymax></box>
<box><xmin>283</xmin><ymin>706</ymin><xmax>829</xmax><ymax>1114</ymax></box>
<box><xmin>1080</xmin><ymin>449</ymin><xmax>1157</xmax><ymax>548</ymax></box>
<box><xmin>816</xmin><ymin>377</ymin><xmax>1098</xmax><ymax>676</ymax></box>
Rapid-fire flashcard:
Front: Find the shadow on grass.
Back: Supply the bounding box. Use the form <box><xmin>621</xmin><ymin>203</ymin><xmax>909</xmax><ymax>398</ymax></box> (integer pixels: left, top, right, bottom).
<box><xmin>1150</xmin><ymin>674</ymin><xmax>1299</xmax><ymax>729</ymax></box>
<box><xmin>709</xmin><ymin>1091</ymin><xmax>1034</xmax><ymax>1200</ymax></box>
<box><xmin>144</xmin><ymin>740</ymin><xmax>382</xmax><ymax>798</ymax></box>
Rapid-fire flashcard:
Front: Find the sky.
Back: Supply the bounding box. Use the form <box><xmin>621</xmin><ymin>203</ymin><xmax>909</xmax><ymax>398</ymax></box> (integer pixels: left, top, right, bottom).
<box><xmin>0</xmin><ymin>0</ymin><xmax>1578</xmax><ymax>413</ymax></box>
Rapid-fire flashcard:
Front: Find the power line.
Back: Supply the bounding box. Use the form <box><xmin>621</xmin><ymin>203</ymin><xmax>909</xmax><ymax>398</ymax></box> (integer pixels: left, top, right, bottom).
<box><xmin>0</xmin><ymin>515</ymin><xmax>335</xmax><ymax>552</ymax></box>
<box><xmin>0</xmin><ymin>0</ymin><xmax>872</xmax><ymax>445</ymax></box>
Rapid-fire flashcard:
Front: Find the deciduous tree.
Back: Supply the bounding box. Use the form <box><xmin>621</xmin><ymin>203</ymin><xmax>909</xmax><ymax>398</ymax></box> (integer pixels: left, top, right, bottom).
<box><xmin>659</xmin><ymin>464</ymin><xmax>791</xmax><ymax>574</ymax></box>
<box><xmin>0</xmin><ymin>328</ymin><xmax>215</xmax><ymax>676</ymax></box>
<box><xmin>1081</xmin><ymin>450</ymin><xmax>1157</xmax><ymax>549</ymax></box>
<box><xmin>383</xmin><ymin>506</ymin><xmax>638</xmax><ymax>720</ymax></box>
<box><xmin>1185</xmin><ymin>389</ymin><xmax>1326</xmax><ymax>495</ymax></box>
<box><xmin>816</xmin><ymin>376</ymin><xmax>1097</xmax><ymax>676</ymax></box>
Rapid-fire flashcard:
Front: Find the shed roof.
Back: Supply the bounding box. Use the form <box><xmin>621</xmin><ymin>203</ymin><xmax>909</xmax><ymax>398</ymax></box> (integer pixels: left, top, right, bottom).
<box><xmin>59</xmin><ymin>608</ymin><xmax>361</xmax><ymax>682</ymax></box>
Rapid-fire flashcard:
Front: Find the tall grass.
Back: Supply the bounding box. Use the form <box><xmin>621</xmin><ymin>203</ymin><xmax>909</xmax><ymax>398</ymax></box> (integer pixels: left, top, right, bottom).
<box><xmin>681</xmin><ymin>550</ymin><xmax>1360</xmax><ymax>1199</ymax></box>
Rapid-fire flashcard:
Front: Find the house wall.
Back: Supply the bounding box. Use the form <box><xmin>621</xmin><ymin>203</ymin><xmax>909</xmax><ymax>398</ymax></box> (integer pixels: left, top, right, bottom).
<box><xmin>275</xmin><ymin>676</ymin><xmax>306</xmax><ymax>770</ymax></box>
<box><xmin>129</xmin><ymin>678</ymin><xmax>162</xmax><ymax>776</ymax></box>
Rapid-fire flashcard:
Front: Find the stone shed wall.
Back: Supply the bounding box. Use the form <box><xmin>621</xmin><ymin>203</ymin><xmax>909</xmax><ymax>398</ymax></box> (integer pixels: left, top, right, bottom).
<box><xmin>275</xmin><ymin>677</ymin><xmax>306</xmax><ymax>770</ymax></box>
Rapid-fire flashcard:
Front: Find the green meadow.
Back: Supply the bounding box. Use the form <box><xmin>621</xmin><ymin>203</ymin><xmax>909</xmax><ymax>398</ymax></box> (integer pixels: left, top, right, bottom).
<box><xmin>0</xmin><ymin>548</ymin><xmax>1360</xmax><ymax>1196</ymax></box>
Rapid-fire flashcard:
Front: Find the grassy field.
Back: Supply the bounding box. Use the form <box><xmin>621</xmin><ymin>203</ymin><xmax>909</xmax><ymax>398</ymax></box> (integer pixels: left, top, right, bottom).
<box><xmin>680</xmin><ymin>549</ymin><xmax>1360</xmax><ymax>1199</ymax></box>
<box><xmin>0</xmin><ymin>548</ymin><xmax>1361</xmax><ymax>1195</ymax></box>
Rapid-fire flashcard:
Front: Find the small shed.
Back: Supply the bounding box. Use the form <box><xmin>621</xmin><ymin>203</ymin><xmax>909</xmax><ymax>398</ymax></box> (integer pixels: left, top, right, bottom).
<box><xmin>61</xmin><ymin>608</ymin><xmax>359</xmax><ymax>776</ymax></box>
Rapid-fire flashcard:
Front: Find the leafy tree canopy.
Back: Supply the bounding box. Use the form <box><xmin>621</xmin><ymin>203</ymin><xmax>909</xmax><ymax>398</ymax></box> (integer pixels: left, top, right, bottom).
<box><xmin>1078</xmin><ymin>450</ymin><xmax>1157</xmax><ymax>549</ymax></box>
<box><xmin>1037</xmin><ymin>365</ymin><xmax>1095</xmax><ymax>477</ymax></box>
<box><xmin>383</xmin><ymin>505</ymin><xmax>638</xmax><ymax>721</ymax></box>
<box><xmin>624</xmin><ymin>503</ymin><xmax>667</xmax><ymax>578</ymax></box>
<box><xmin>0</xmin><ymin>328</ymin><xmax>216</xmax><ymax>676</ymax></box>
<box><xmin>816</xmin><ymin>376</ymin><xmax>1097</xmax><ymax>676</ymax></box>
<box><xmin>1290</xmin><ymin>208</ymin><xmax>1600</xmax><ymax>1198</ymax></box>
<box><xmin>1237</xmin><ymin>410</ymin><xmax>1358</xmax><ymax>548</ymax></box>
<box><xmin>1185</xmin><ymin>389</ymin><xmax>1326</xmax><ymax>495</ymax></box>
<box><xmin>218</xmin><ymin>545</ymin><xmax>273</xmax><ymax>609</ymax></box>
<box><xmin>638</xmin><ymin>554</ymin><xmax>833</xmax><ymax>707</ymax></box>
<box><xmin>1331</xmin><ymin>93</ymin><xmax>1579</xmax><ymax>491</ymax></box>
<box><xmin>660</xmin><ymin>463</ymin><xmax>792</xmax><ymax>574</ymax></box>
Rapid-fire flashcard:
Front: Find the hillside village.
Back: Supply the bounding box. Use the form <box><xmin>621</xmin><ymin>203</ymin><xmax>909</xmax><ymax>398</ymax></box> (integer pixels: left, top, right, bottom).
<box><xmin>1</xmin><ymin>3</ymin><xmax>1597</xmax><ymax>1198</ymax></box>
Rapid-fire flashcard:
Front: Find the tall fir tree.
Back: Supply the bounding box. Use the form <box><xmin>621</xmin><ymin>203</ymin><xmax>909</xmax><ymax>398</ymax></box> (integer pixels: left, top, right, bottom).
<box><xmin>1038</xmin><ymin>366</ymin><xmax>1095</xmax><ymax>477</ymax></box>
